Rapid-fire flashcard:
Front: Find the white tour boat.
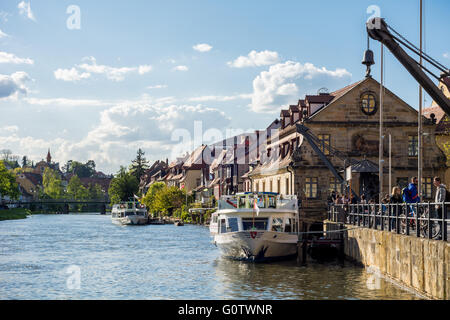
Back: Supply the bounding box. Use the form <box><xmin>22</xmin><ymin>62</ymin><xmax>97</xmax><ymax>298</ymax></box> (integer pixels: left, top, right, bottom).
<box><xmin>111</xmin><ymin>201</ymin><xmax>148</xmax><ymax>225</ymax></box>
<box><xmin>210</xmin><ymin>192</ymin><xmax>299</xmax><ymax>261</ymax></box>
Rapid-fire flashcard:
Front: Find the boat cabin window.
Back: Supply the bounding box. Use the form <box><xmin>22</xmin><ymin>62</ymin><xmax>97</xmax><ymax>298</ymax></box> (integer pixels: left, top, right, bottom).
<box><xmin>271</xmin><ymin>218</ymin><xmax>283</xmax><ymax>232</ymax></box>
<box><xmin>268</xmin><ymin>196</ymin><xmax>276</xmax><ymax>208</ymax></box>
<box><xmin>227</xmin><ymin>218</ymin><xmax>239</xmax><ymax>232</ymax></box>
<box><xmin>285</xmin><ymin>218</ymin><xmax>292</xmax><ymax>232</ymax></box>
<box><xmin>242</xmin><ymin>218</ymin><xmax>268</xmax><ymax>231</ymax></box>
<box><xmin>220</xmin><ymin>219</ymin><xmax>227</xmax><ymax>234</ymax></box>
<box><xmin>212</xmin><ymin>215</ymin><xmax>218</xmax><ymax>223</ymax></box>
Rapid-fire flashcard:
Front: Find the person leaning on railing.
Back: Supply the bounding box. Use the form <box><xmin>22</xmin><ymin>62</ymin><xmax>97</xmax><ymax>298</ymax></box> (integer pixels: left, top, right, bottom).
<box><xmin>433</xmin><ymin>177</ymin><xmax>447</xmax><ymax>220</ymax></box>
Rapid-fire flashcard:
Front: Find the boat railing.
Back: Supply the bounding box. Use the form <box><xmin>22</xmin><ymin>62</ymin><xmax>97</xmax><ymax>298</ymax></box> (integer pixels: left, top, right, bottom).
<box><xmin>218</xmin><ymin>194</ymin><xmax>298</xmax><ymax>211</ymax></box>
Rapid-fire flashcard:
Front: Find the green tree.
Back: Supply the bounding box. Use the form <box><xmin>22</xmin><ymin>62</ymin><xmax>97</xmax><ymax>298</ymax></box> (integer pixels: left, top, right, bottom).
<box><xmin>87</xmin><ymin>183</ymin><xmax>104</xmax><ymax>200</ymax></box>
<box><xmin>42</xmin><ymin>167</ymin><xmax>64</xmax><ymax>199</ymax></box>
<box><xmin>0</xmin><ymin>161</ymin><xmax>20</xmax><ymax>200</ymax></box>
<box><xmin>142</xmin><ymin>182</ymin><xmax>165</xmax><ymax>214</ymax></box>
<box><xmin>153</xmin><ymin>186</ymin><xmax>186</xmax><ymax>216</ymax></box>
<box><xmin>64</xmin><ymin>160</ymin><xmax>96</xmax><ymax>178</ymax></box>
<box><xmin>108</xmin><ymin>166</ymin><xmax>139</xmax><ymax>205</ymax></box>
<box><xmin>67</xmin><ymin>175</ymin><xmax>90</xmax><ymax>200</ymax></box>
<box><xmin>129</xmin><ymin>149</ymin><xmax>149</xmax><ymax>186</ymax></box>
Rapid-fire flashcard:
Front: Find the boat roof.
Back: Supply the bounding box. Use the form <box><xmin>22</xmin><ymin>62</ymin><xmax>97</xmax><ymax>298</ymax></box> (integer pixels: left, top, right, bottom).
<box><xmin>235</xmin><ymin>192</ymin><xmax>279</xmax><ymax>196</ymax></box>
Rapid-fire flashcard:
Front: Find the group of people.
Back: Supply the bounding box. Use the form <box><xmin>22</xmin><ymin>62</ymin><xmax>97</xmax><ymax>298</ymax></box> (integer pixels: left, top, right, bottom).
<box><xmin>329</xmin><ymin>176</ymin><xmax>448</xmax><ymax>214</ymax></box>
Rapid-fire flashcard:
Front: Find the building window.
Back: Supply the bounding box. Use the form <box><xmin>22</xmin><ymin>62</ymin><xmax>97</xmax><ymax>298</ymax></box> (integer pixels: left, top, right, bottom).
<box><xmin>255</xmin><ymin>182</ymin><xmax>259</xmax><ymax>193</ymax></box>
<box><xmin>270</xmin><ymin>180</ymin><xmax>273</xmax><ymax>192</ymax></box>
<box><xmin>408</xmin><ymin>136</ymin><xmax>418</xmax><ymax>156</ymax></box>
<box><xmin>262</xmin><ymin>181</ymin><xmax>266</xmax><ymax>192</ymax></box>
<box><xmin>318</xmin><ymin>134</ymin><xmax>331</xmax><ymax>155</ymax></box>
<box><xmin>277</xmin><ymin>179</ymin><xmax>281</xmax><ymax>194</ymax></box>
<box><xmin>285</xmin><ymin>178</ymin><xmax>290</xmax><ymax>195</ymax></box>
<box><xmin>361</xmin><ymin>92</ymin><xmax>377</xmax><ymax>115</ymax></box>
<box><xmin>329</xmin><ymin>177</ymin><xmax>343</xmax><ymax>194</ymax></box>
<box><xmin>422</xmin><ymin>177</ymin><xmax>433</xmax><ymax>199</ymax></box>
<box><xmin>305</xmin><ymin>177</ymin><xmax>318</xmax><ymax>199</ymax></box>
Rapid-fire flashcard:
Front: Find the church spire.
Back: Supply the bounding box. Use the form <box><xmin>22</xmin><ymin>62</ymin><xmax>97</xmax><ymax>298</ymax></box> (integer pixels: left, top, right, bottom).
<box><xmin>46</xmin><ymin>149</ymin><xmax>51</xmax><ymax>164</ymax></box>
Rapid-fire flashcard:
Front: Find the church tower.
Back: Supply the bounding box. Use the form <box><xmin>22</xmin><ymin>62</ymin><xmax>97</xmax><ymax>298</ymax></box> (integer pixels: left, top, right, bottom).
<box><xmin>46</xmin><ymin>149</ymin><xmax>52</xmax><ymax>164</ymax></box>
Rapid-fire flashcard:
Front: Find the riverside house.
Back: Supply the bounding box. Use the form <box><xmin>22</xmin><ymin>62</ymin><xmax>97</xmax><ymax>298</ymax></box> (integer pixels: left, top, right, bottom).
<box><xmin>248</xmin><ymin>76</ymin><xmax>447</xmax><ymax>226</ymax></box>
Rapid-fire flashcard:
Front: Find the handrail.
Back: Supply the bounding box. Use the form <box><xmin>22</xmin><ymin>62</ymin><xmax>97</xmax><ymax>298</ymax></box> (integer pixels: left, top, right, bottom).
<box><xmin>328</xmin><ymin>202</ymin><xmax>448</xmax><ymax>241</ymax></box>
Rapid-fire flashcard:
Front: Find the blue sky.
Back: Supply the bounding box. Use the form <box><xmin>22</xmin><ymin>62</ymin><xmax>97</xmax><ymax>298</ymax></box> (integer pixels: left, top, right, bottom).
<box><xmin>0</xmin><ymin>0</ymin><xmax>449</xmax><ymax>173</ymax></box>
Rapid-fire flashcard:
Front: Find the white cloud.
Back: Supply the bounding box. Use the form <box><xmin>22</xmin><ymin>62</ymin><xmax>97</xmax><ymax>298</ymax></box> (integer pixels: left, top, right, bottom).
<box><xmin>147</xmin><ymin>84</ymin><xmax>168</xmax><ymax>89</ymax></box>
<box><xmin>16</xmin><ymin>102</ymin><xmax>230</xmax><ymax>173</ymax></box>
<box><xmin>18</xmin><ymin>1</ymin><xmax>35</xmax><ymax>21</ymax></box>
<box><xmin>173</xmin><ymin>65</ymin><xmax>189</xmax><ymax>72</ymax></box>
<box><xmin>23</xmin><ymin>97</ymin><xmax>109</xmax><ymax>107</ymax></box>
<box><xmin>0</xmin><ymin>51</ymin><xmax>34</xmax><ymax>64</ymax></box>
<box><xmin>193</xmin><ymin>43</ymin><xmax>213</xmax><ymax>52</ymax></box>
<box><xmin>251</xmin><ymin>61</ymin><xmax>352</xmax><ymax>113</ymax></box>
<box><xmin>0</xmin><ymin>29</ymin><xmax>9</xmax><ymax>38</ymax></box>
<box><xmin>0</xmin><ymin>125</ymin><xmax>19</xmax><ymax>133</ymax></box>
<box><xmin>444</xmin><ymin>52</ymin><xmax>450</xmax><ymax>59</ymax></box>
<box><xmin>0</xmin><ymin>71</ymin><xmax>31</xmax><ymax>99</ymax></box>
<box><xmin>54</xmin><ymin>57</ymin><xmax>153</xmax><ymax>82</ymax></box>
<box><xmin>188</xmin><ymin>94</ymin><xmax>252</xmax><ymax>102</ymax></box>
<box><xmin>54</xmin><ymin>68</ymin><xmax>91</xmax><ymax>82</ymax></box>
<box><xmin>138</xmin><ymin>65</ymin><xmax>152</xmax><ymax>74</ymax></box>
<box><xmin>227</xmin><ymin>50</ymin><xmax>280</xmax><ymax>68</ymax></box>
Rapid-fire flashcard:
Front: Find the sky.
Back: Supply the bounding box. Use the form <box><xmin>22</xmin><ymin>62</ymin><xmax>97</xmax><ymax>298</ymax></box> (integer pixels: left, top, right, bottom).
<box><xmin>0</xmin><ymin>0</ymin><xmax>449</xmax><ymax>174</ymax></box>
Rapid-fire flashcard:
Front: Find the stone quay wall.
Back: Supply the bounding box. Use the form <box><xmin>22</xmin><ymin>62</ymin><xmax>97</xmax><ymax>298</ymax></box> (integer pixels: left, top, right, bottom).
<box><xmin>325</xmin><ymin>221</ymin><xmax>449</xmax><ymax>299</ymax></box>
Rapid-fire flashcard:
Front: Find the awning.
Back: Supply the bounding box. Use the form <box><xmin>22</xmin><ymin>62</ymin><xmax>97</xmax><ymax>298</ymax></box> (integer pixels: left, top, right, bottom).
<box><xmin>342</xmin><ymin>159</ymin><xmax>388</xmax><ymax>173</ymax></box>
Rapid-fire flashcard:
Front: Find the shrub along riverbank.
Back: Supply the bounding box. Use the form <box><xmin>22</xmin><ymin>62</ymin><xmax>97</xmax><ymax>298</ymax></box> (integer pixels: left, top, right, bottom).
<box><xmin>0</xmin><ymin>208</ymin><xmax>32</xmax><ymax>221</ymax></box>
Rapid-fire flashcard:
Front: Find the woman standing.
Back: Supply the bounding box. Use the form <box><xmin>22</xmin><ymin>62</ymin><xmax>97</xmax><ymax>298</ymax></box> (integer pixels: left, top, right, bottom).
<box><xmin>390</xmin><ymin>186</ymin><xmax>403</xmax><ymax>231</ymax></box>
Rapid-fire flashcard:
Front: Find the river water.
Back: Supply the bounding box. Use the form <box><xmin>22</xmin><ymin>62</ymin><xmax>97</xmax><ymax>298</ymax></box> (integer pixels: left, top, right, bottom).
<box><xmin>0</xmin><ymin>214</ymin><xmax>421</xmax><ymax>300</ymax></box>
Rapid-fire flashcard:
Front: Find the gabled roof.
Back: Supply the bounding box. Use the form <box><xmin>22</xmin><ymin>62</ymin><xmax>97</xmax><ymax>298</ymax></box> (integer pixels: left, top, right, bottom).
<box><xmin>308</xmin><ymin>77</ymin><xmax>420</xmax><ymax>120</ymax></box>
<box><xmin>183</xmin><ymin>145</ymin><xmax>208</xmax><ymax>169</ymax></box>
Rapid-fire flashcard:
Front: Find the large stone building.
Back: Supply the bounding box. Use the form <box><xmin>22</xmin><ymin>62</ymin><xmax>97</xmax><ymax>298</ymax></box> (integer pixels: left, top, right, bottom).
<box><xmin>422</xmin><ymin>76</ymin><xmax>450</xmax><ymax>183</ymax></box>
<box><xmin>249</xmin><ymin>76</ymin><xmax>447</xmax><ymax>224</ymax></box>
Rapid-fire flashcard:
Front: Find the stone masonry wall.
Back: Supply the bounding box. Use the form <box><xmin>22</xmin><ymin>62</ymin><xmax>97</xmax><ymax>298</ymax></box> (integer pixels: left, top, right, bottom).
<box><xmin>337</xmin><ymin>223</ymin><xmax>449</xmax><ymax>299</ymax></box>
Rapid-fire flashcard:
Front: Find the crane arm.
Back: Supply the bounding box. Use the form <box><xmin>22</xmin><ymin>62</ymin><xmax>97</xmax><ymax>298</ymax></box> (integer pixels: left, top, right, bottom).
<box><xmin>367</xmin><ymin>17</ymin><xmax>450</xmax><ymax>116</ymax></box>
<box><xmin>295</xmin><ymin>124</ymin><xmax>357</xmax><ymax>198</ymax></box>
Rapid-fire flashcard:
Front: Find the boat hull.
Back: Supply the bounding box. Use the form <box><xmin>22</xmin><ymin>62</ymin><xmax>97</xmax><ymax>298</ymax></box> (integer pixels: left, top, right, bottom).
<box><xmin>213</xmin><ymin>231</ymin><xmax>298</xmax><ymax>262</ymax></box>
<box><xmin>112</xmin><ymin>216</ymin><xmax>148</xmax><ymax>226</ymax></box>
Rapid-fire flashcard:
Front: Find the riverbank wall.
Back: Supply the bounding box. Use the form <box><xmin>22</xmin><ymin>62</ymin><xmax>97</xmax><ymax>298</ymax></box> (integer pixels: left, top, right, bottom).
<box><xmin>324</xmin><ymin>221</ymin><xmax>449</xmax><ymax>300</ymax></box>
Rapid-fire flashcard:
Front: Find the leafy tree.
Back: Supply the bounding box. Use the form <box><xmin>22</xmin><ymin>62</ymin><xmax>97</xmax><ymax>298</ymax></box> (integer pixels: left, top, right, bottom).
<box><xmin>153</xmin><ymin>186</ymin><xmax>186</xmax><ymax>216</ymax></box>
<box><xmin>108</xmin><ymin>166</ymin><xmax>139</xmax><ymax>205</ymax></box>
<box><xmin>142</xmin><ymin>182</ymin><xmax>165</xmax><ymax>214</ymax></box>
<box><xmin>87</xmin><ymin>183</ymin><xmax>104</xmax><ymax>200</ymax></box>
<box><xmin>129</xmin><ymin>149</ymin><xmax>149</xmax><ymax>186</ymax></box>
<box><xmin>64</xmin><ymin>160</ymin><xmax>96</xmax><ymax>178</ymax></box>
<box><xmin>42</xmin><ymin>168</ymin><xmax>64</xmax><ymax>199</ymax></box>
<box><xmin>0</xmin><ymin>161</ymin><xmax>20</xmax><ymax>200</ymax></box>
<box><xmin>67</xmin><ymin>175</ymin><xmax>89</xmax><ymax>200</ymax></box>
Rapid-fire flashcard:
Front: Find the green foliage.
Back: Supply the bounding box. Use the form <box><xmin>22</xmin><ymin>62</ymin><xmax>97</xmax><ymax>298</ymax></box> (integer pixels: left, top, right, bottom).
<box><xmin>0</xmin><ymin>161</ymin><xmax>20</xmax><ymax>200</ymax></box>
<box><xmin>153</xmin><ymin>186</ymin><xmax>186</xmax><ymax>216</ymax></box>
<box><xmin>67</xmin><ymin>175</ymin><xmax>89</xmax><ymax>200</ymax></box>
<box><xmin>129</xmin><ymin>149</ymin><xmax>149</xmax><ymax>186</ymax></box>
<box><xmin>87</xmin><ymin>183</ymin><xmax>104</xmax><ymax>200</ymax></box>
<box><xmin>142</xmin><ymin>182</ymin><xmax>165</xmax><ymax>214</ymax></box>
<box><xmin>108</xmin><ymin>166</ymin><xmax>139</xmax><ymax>205</ymax></box>
<box><xmin>63</xmin><ymin>160</ymin><xmax>96</xmax><ymax>178</ymax></box>
<box><xmin>42</xmin><ymin>167</ymin><xmax>64</xmax><ymax>199</ymax></box>
<box><xmin>0</xmin><ymin>208</ymin><xmax>31</xmax><ymax>221</ymax></box>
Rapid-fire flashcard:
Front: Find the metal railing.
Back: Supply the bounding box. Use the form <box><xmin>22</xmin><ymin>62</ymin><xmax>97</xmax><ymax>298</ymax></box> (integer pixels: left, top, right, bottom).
<box><xmin>328</xmin><ymin>202</ymin><xmax>449</xmax><ymax>241</ymax></box>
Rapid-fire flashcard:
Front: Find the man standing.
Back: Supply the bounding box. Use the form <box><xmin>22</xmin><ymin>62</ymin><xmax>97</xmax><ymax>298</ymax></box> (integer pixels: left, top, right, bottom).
<box><xmin>408</xmin><ymin>177</ymin><xmax>421</xmax><ymax>204</ymax></box>
<box><xmin>433</xmin><ymin>177</ymin><xmax>446</xmax><ymax>218</ymax></box>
